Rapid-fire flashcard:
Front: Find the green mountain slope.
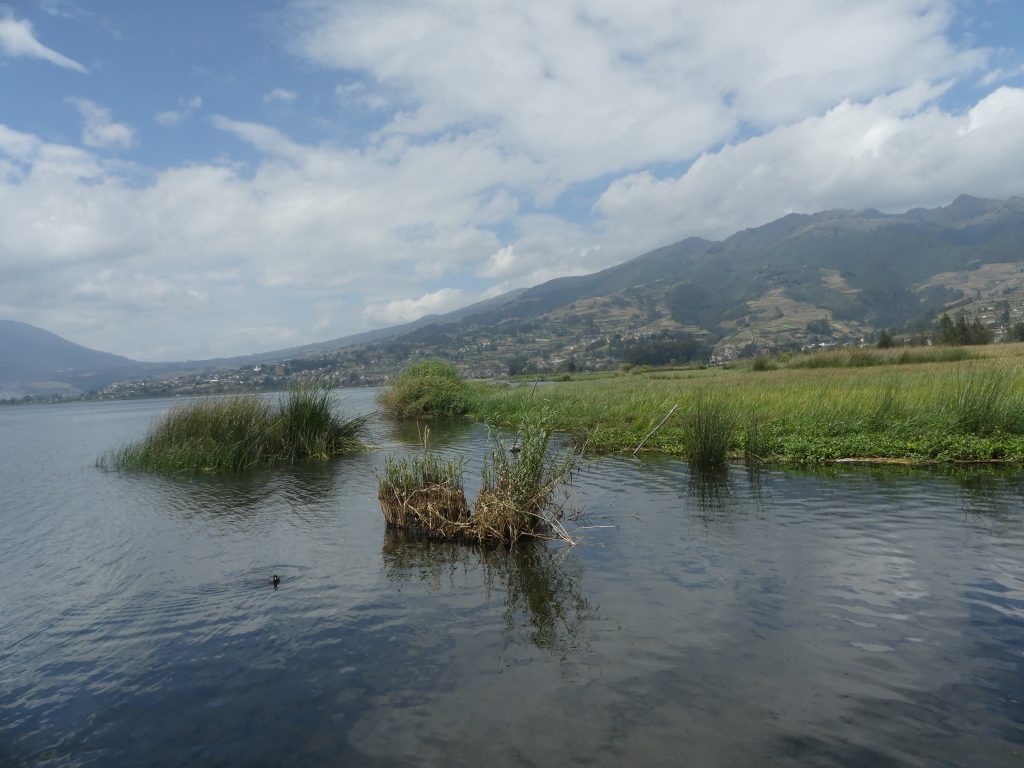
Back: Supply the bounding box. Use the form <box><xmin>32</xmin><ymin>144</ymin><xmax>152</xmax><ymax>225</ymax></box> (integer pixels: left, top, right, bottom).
<box><xmin>374</xmin><ymin>195</ymin><xmax>1024</xmax><ymax>370</ymax></box>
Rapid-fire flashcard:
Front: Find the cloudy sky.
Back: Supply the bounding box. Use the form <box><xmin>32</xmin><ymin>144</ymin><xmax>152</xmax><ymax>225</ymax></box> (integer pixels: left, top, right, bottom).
<box><xmin>2</xmin><ymin>0</ymin><xmax>1024</xmax><ymax>360</ymax></box>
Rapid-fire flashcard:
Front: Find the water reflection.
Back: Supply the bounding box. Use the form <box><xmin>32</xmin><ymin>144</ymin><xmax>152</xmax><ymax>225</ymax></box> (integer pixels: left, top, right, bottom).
<box><xmin>953</xmin><ymin>471</ymin><xmax>1024</xmax><ymax>521</ymax></box>
<box><xmin>383</xmin><ymin>416</ymin><xmax>476</xmax><ymax>448</ymax></box>
<box><xmin>138</xmin><ymin>459</ymin><xmax>345</xmax><ymax>522</ymax></box>
<box><xmin>756</xmin><ymin>462</ymin><xmax>1024</xmax><ymax>521</ymax></box>
<box><xmin>687</xmin><ymin>466</ymin><xmax>734</xmax><ymax>516</ymax></box>
<box><xmin>381</xmin><ymin>529</ymin><xmax>592</xmax><ymax>655</ymax></box>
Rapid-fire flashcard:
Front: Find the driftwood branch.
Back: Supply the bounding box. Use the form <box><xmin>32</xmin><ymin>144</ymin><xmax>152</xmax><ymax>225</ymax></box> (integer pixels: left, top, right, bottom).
<box><xmin>633</xmin><ymin>404</ymin><xmax>678</xmax><ymax>456</ymax></box>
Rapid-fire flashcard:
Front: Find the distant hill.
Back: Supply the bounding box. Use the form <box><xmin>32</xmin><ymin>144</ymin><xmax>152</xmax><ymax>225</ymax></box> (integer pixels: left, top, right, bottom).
<box><xmin>0</xmin><ymin>321</ymin><xmax>164</xmax><ymax>396</ymax></box>
<box><xmin>0</xmin><ymin>288</ymin><xmax>529</xmax><ymax>396</ymax></box>
<box><xmin>457</xmin><ymin>195</ymin><xmax>1023</xmax><ymax>330</ymax></box>
<box><xmin>196</xmin><ymin>287</ymin><xmax>528</xmax><ymax>368</ymax></box>
<box><xmin>7</xmin><ymin>194</ymin><xmax>1024</xmax><ymax>395</ymax></box>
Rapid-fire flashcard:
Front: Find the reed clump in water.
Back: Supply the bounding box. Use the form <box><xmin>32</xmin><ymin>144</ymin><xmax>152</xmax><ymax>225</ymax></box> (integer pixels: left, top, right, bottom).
<box><xmin>683</xmin><ymin>392</ymin><xmax>737</xmax><ymax>469</ymax></box>
<box><xmin>471</xmin><ymin>414</ymin><xmax>579</xmax><ymax>545</ymax></box>
<box><xmin>101</xmin><ymin>379</ymin><xmax>367</xmax><ymax>474</ymax></box>
<box><xmin>377</xmin><ymin>415</ymin><xmax>579</xmax><ymax>545</ymax></box>
<box><xmin>378</xmin><ymin>360</ymin><xmax>471</xmax><ymax>419</ymax></box>
<box><xmin>377</xmin><ymin>429</ymin><xmax>470</xmax><ymax>538</ymax></box>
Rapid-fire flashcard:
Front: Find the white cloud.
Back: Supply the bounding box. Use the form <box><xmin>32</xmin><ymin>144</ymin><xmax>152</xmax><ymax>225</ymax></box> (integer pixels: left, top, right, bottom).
<box><xmin>36</xmin><ymin>1</ymin><xmax>88</xmax><ymax>20</ymax></box>
<box><xmin>292</xmin><ymin>0</ymin><xmax>985</xmax><ymax>190</ymax></box>
<box><xmin>593</xmin><ymin>85</ymin><xmax>1024</xmax><ymax>245</ymax></box>
<box><xmin>0</xmin><ymin>10</ymin><xmax>87</xmax><ymax>72</ymax></box>
<box><xmin>72</xmin><ymin>270</ymin><xmax>208</xmax><ymax>310</ymax></box>
<box><xmin>263</xmin><ymin>87</ymin><xmax>298</xmax><ymax>103</ymax></box>
<box><xmin>479</xmin><ymin>214</ymin><xmax>598</xmax><ymax>287</ymax></box>
<box><xmin>980</xmin><ymin>63</ymin><xmax>1024</xmax><ymax>87</ymax></box>
<box><xmin>6</xmin><ymin>79</ymin><xmax>1024</xmax><ymax>359</ymax></box>
<box><xmin>363</xmin><ymin>288</ymin><xmax>466</xmax><ymax>325</ymax></box>
<box><xmin>65</xmin><ymin>97</ymin><xmax>134</xmax><ymax>149</ymax></box>
<box><xmin>155</xmin><ymin>95</ymin><xmax>203</xmax><ymax>126</ymax></box>
<box><xmin>335</xmin><ymin>82</ymin><xmax>389</xmax><ymax>111</ymax></box>
<box><xmin>3</xmin><ymin>2</ymin><xmax>1024</xmax><ymax>360</ymax></box>
<box><xmin>0</xmin><ymin>119</ymin><xmax>512</xmax><ymax>357</ymax></box>
<box><xmin>0</xmin><ymin>124</ymin><xmax>41</xmax><ymax>159</ymax></box>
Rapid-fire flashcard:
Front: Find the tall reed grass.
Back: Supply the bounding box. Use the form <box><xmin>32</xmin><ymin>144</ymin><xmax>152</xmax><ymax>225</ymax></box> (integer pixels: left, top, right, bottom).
<box><xmin>473</xmin><ymin>413</ymin><xmax>579</xmax><ymax>544</ymax></box>
<box><xmin>683</xmin><ymin>392</ymin><xmax>736</xmax><ymax>468</ymax></box>
<box><xmin>101</xmin><ymin>380</ymin><xmax>367</xmax><ymax>474</ymax></box>
<box><xmin>786</xmin><ymin>346</ymin><xmax>977</xmax><ymax>370</ymax></box>
<box><xmin>948</xmin><ymin>366</ymin><xmax>1024</xmax><ymax>435</ymax></box>
<box><xmin>468</xmin><ymin>360</ymin><xmax>1024</xmax><ymax>465</ymax></box>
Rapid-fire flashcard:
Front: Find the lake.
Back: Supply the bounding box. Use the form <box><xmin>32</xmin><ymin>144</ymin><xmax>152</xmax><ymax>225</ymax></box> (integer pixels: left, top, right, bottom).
<box><xmin>1</xmin><ymin>390</ymin><xmax>1022</xmax><ymax>767</ymax></box>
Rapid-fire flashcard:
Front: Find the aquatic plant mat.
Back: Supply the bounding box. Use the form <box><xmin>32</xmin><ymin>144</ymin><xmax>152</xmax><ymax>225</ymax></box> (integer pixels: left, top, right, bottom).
<box><xmin>377</xmin><ymin>418</ymin><xmax>580</xmax><ymax>545</ymax></box>
<box><xmin>100</xmin><ymin>379</ymin><xmax>368</xmax><ymax>474</ymax></box>
<box><xmin>468</xmin><ymin>348</ymin><xmax>1024</xmax><ymax>466</ymax></box>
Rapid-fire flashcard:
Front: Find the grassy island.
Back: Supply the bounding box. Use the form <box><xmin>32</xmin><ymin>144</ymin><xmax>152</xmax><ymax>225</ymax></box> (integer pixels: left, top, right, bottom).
<box><xmin>378</xmin><ymin>360</ymin><xmax>471</xmax><ymax>419</ymax></box>
<box><xmin>467</xmin><ymin>345</ymin><xmax>1024</xmax><ymax>466</ymax></box>
<box><xmin>101</xmin><ymin>381</ymin><xmax>368</xmax><ymax>474</ymax></box>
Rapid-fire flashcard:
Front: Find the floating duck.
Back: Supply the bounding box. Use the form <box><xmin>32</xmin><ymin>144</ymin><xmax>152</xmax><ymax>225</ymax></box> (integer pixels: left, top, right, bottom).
<box><xmin>271</xmin><ymin>574</ymin><xmax>280</xmax><ymax>589</ymax></box>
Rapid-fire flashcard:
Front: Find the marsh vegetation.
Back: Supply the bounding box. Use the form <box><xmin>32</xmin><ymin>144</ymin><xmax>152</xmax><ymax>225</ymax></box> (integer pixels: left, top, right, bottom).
<box><xmin>771</xmin><ymin>345</ymin><xmax>979</xmax><ymax>370</ymax></box>
<box><xmin>377</xmin><ymin>428</ymin><xmax>471</xmax><ymax>538</ymax></box>
<box><xmin>377</xmin><ymin>415</ymin><xmax>580</xmax><ymax>544</ymax></box>
<box><xmin>100</xmin><ymin>380</ymin><xmax>367</xmax><ymax>474</ymax></box>
<box><xmin>471</xmin><ymin>346</ymin><xmax>1024</xmax><ymax>465</ymax></box>
<box><xmin>377</xmin><ymin>360</ymin><xmax>471</xmax><ymax>419</ymax></box>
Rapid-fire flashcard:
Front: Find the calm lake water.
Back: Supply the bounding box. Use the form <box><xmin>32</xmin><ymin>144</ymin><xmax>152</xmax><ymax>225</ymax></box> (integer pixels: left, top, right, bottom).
<box><xmin>1</xmin><ymin>390</ymin><xmax>1022</xmax><ymax>767</ymax></box>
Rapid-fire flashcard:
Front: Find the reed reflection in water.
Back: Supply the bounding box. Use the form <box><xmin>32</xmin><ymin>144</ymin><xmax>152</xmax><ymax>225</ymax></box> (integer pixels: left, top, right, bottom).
<box><xmin>382</xmin><ymin>528</ymin><xmax>592</xmax><ymax>655</ymax></box>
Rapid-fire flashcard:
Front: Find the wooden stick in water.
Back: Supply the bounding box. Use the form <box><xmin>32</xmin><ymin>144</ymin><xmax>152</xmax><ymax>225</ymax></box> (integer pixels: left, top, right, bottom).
<box><xmin>633</xmin><ymin>404</ymin><xmax>678</xmax><ymax>456</ymax></box>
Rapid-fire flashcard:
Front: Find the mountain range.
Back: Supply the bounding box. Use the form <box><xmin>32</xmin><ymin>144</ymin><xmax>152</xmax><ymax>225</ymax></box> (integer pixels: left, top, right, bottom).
<box><xmin>4</xmin><ymin>194</ymin><xmax>1024</xmax><ymax>396</ymax></box>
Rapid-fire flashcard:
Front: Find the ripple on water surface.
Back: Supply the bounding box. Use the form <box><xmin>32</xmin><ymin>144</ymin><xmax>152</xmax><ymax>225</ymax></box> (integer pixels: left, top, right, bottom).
<box><xmin>1</xmin><ymin>398</ymin><xmax>1023</xmax><ymax>766</ymax></box>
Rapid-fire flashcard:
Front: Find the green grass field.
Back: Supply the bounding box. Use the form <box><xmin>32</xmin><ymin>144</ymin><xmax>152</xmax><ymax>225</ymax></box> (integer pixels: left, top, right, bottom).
<box><xmin>470</xmin><ymin>344</ymin><xmax>1024</xmax><ymax>465</ymax></box>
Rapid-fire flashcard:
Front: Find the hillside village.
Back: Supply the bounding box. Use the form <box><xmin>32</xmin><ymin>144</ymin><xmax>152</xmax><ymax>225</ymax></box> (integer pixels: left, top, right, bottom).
<box><xmin>55</xmin><ymin>295</ymin><xmax>1024</xmax><ymax>403</ymax></box>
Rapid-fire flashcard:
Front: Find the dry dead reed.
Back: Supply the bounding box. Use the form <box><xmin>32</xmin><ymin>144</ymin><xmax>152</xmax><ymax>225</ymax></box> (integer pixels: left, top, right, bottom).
<box><xmin>376</xmin><ymin>416</ymin><xmax>580</xmax><ymax>546</ymax></box>
<box><xmin>377</xmin><ymin>428</ymin><xmax>470</xmax><ymax>538</ymax></box>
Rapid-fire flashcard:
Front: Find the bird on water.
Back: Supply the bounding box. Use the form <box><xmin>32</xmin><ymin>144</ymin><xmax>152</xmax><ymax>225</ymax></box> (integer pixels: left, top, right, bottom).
<box><xmin>271</xmin><ymin>574</ymin><xmax>280</xmax><ymax>590</ymax></box>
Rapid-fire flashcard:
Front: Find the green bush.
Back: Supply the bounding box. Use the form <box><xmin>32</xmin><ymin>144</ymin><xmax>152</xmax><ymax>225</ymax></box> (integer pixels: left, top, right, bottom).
<box><xmin>378</xmin><ymin>360</ymin><xmax>471</xmax><ymax>419</ymax></box>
